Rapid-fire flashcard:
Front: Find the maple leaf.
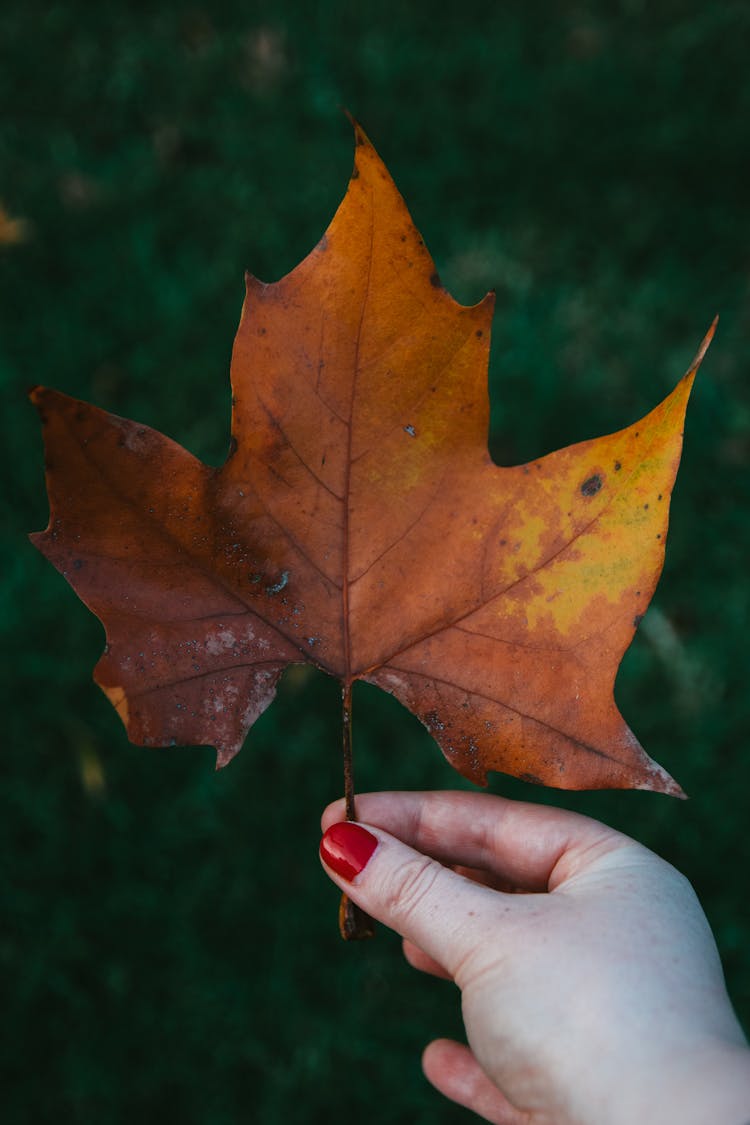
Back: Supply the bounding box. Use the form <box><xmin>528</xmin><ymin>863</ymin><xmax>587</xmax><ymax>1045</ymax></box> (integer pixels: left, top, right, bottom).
<box><xmin>31</xmin><ymin>123</ymin><xmax>713</xmax><ymax>810</ymax></box>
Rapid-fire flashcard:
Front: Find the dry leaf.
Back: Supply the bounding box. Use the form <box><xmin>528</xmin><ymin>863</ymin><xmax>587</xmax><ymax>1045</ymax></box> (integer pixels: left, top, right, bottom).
<box><xmin>0</xmin><ymin>203</ymin><xmax>29</xmax><ymax>245</ymax></box>
<box><xmin>31</xmin><ymin>124</ymin><xmax>713</xmax><ymax>803</ymax></box>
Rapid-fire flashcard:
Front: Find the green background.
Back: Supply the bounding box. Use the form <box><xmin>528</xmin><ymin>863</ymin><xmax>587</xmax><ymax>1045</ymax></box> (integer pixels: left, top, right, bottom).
<box><xmin>2</xmin><ymin>2</ymin><xmax>749</xmax><ymax>1122</ymax></box>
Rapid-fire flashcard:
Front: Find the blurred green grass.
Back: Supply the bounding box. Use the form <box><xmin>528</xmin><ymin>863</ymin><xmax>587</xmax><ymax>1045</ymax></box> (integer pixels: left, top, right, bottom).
<box><xmin>1</xmin><ymin>2</ymin><xmax>749</xmax><ymax>1122</ymax></box>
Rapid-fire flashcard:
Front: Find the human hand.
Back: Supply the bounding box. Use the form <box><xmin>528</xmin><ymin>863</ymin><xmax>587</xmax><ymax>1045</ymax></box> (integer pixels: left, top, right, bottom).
<box><xmin>320</xmin><ymin>791</ymin><xmax>750</xmax><ymax>1125</ymax></box>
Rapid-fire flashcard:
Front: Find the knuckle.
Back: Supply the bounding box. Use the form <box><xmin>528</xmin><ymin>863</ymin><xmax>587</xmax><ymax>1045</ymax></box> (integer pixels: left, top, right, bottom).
<box><xmin>384</xmin><ymin>855</ymin><xmax>443</xmax><ymax>927</ymax></box>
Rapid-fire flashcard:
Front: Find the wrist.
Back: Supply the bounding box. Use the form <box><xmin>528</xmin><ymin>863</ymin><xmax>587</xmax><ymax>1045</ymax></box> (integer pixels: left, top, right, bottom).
<box><xmin>617</xmin><ymin>1040</ymin><xmax>750</xmax><ymax>1125</ymax></box>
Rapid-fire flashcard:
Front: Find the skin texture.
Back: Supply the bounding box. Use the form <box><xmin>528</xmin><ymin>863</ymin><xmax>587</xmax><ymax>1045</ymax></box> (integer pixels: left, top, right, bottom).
<box><xmin>320</xmin><ymin>791</ymin><xmax>750</xmax><ymax>1125</ymax></box>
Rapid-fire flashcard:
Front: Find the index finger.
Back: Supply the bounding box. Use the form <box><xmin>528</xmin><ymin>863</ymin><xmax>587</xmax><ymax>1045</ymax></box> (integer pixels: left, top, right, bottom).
<box><xmin>321</xmin><ymin>790</ymin><xmax>631</xmax><ymax>892</ymax></box>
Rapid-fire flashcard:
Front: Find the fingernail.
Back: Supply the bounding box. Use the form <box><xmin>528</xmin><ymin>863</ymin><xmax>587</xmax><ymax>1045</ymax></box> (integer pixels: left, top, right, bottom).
<box><xmin>320</xmin><ymin>822</ymin><xmax>378</xmax><ymax>881</ymax></box>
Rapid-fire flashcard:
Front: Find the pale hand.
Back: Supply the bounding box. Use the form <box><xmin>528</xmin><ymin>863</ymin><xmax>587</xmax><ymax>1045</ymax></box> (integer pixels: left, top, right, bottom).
<box><xmin>320</xmin><ymin>790</ymin><xmax>750</xmax><ymax>1125</ymax></box>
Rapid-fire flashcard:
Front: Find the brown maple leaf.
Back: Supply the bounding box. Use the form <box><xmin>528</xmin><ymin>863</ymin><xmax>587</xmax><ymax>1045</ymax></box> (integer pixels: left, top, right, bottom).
<box><xmin>31</xmin><ymin>123</ymin><xmax>713</xmax><ymax>813</ymax></box>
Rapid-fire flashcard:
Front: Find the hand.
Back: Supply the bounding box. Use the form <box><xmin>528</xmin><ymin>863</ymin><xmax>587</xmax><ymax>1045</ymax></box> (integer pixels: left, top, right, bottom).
<box><xmin>320</xmin><ymin>791</ymin><xmax>750</xmax><ymax>1125</ymax></box>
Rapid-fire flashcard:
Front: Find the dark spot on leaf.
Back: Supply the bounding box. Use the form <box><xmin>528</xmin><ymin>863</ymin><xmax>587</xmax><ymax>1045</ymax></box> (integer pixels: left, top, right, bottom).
<box><xmin>400</xmin><ymin>234</ymin><xmax>406</xmax><ymax>242</ymax></box>
<box><xmin>403</xmin><ymin>424</ymin><xmax>416</xmax><ymax>437</ymax></box>
<box><xmin>475</xmin><ymin>330</ymin><xmax>483</xmax><ymax>338</ymax></box>
<box><xmin>643</xmin><ymin>502</ymin><xmax>649</xmax><ymax>510</ymax></box>
<box><xmin>250</xmin><ymin>572</ymin><xmax>263</xmax><ymax>584</ymax></box>
<box><xmin>425</xmin><ymin>710</ymin><xmax>445</xmax><ymax>732</ymax></box>
<box><xmin>258</xmin><ymin>326</ymin><xmax>266</xmax><ymax>335</ymax></box>
<box><xmin>429</xmin><ymin>271</ymin><xmax>441</xmax><ymax>288</ymax></box>
<box><xmin>633</xmin><ymin>614</ymin><xmax>644</xmax><ymax>628</ymax></box>
<box><xmin>614</xmin><ymin>460</ymin><xmax>621</xmax><ymax>471</ymax></box>
<box><xmin>265</xmin><ymin>570</ymin><xmax>289</xmax><ymax>595</ymax></box>
<box><xmin>351</xmin><ymin>164</ymin><xmax>360</xmax><ymax>179</ymax></box>
<box><xmin>656</xmin><ymin>533</ymin><xmax>662</xmax><ymax>539</ymax></box>
<box><xmin>658</xmin><ymin>493</ymin><xmax>663</xmax><ymax>501</ymax></box>
<box><xmin>519</xmin><ymin>771</ymin><xmax>543</xmax><ymax>785</ymax></box>
<box><xmin>72</xmin><ymin>559</ymin><xmax>83</xmax><ymax>570</ymax></box>
<box><xmin>226</xmin><ymin>436</ymin><xmax>238</xmax><ymax>459</ymax></box>
<box><xmin>581</xmin><ymin>474</ymin><xmax>603</xmax><ymax>497</ymax></box>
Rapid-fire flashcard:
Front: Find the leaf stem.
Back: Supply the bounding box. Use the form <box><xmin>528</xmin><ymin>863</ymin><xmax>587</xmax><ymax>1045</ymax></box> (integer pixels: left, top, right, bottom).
<box><xmin>339</xmin><ymin>679</ymin><xmax>375</xmax><ymax>941</ymax></box>
<box><xmin>342</xmin><ymin>679</ymin><xmax>356</xmax><ymax>822</ymax></box>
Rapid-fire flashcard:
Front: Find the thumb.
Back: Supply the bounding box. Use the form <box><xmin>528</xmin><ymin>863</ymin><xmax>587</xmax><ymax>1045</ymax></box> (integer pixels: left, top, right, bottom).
<box><xmin>319</xmin><ymin>821</ymin><xmax>503</xmax><ymax>978</ymax></box>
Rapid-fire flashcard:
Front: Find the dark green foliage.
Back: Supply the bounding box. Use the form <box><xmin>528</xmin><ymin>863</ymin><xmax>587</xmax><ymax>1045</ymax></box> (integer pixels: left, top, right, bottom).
<box><xmin>2</xmin><ymin>2</ymin><xmax>749</xmax><ymax>1121</ymax></box>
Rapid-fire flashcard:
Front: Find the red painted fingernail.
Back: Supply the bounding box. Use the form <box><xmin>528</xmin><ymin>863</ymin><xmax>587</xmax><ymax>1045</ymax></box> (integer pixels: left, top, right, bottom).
<box><xmin>320</xmin><ymin>822</ymin><xmax>378</xmax><ymax>881</ymax></box>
